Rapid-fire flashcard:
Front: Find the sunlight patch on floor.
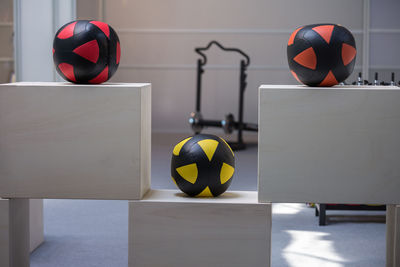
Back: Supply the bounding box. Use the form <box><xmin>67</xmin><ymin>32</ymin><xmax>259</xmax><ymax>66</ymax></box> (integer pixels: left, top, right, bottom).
<box><xmin>283</xmin><ymin>230</ymin><xmax>349</xmax><ymax>267</ymax></box>
<box><xmin>272</xmin><ymin>203</ymin><xmax>304</xmax><ymax>215</ymax></box>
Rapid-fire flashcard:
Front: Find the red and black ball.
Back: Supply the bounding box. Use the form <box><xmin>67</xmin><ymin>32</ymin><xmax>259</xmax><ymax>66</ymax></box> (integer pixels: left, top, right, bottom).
<box><xmin>287</xmin><ymin>24</ymin><xmax>356</xmax><ymax>86</ymax></box>
<box><xmin>53</xmin><ymin>20</ymin><xmax>120</xmax><ymax>84</ymax></box>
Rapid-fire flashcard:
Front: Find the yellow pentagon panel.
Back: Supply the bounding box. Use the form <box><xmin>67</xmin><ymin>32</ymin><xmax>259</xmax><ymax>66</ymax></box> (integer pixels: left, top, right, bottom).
<box><xmin>196</xmin><ymin>186</ymin><xmax>213</xmax><ymax>197</ymax></box>
<box><xmin>176</xmin><ymin>163</ymin><xmax>198</xmax><ymax>184</ymax></box>
<box><xmin>197</xmin><ymin>139</ymin><xmax>219</xmax><ymax>161</ymax></box>
<box><xmin>173</xmin><ymin>137</ymin><xmax>192</xmax><ymax>156</ymax></box>
<box><xmin>220</xmin><ymin>163</ymin><xmax>235</xmax><ymax>184</ymax></box>
<box><xmin>219</xmin><ymin>137</ymin><xmax>234</xmax><ymax>157</ymax></box>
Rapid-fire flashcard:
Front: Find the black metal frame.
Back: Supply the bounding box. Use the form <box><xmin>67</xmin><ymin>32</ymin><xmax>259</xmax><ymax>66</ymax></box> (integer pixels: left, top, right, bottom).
<box><xmin>315</xmin><ymin>203</ymin><xmax>386</xmax><ymax>226</ymax></box>
<box><xmin>191</xmin><ymin>40</ymin><xmax>257</xmax><ymax>150</ymax></box>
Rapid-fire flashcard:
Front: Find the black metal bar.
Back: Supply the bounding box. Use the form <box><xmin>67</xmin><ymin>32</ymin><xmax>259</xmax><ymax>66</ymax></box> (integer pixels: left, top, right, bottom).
<box><xmin>319</xmin><ymin>204</ymin><xmax>326</xmax><ymax>226</ymax></box>
<box><xmin>191</xmin><ymin>40</ymin><xmax>256</xmax><ymax>150</ymax></box>
<box><xmin>200</xmin><ymin>119</ymin><xmax>222</xmax><ymax>127</ymax></box>
<box><xmin>195</xmin><ymin>41</ymin><xmax>250</xmax><ymax>66</ymax></box>
<box><xmin>195</xmin><ymin>59</ymin><xmax>203</xmax><ymax>112</ymax></box>
<box><xmin>237</xmin><ymin>60</ymin><xmax>246</xmax><ymax>145</ymax></box>
<box><xmin>242</xmin><ymin>123</ymin><xmax>258</xmax><ymax>132</ymax></box>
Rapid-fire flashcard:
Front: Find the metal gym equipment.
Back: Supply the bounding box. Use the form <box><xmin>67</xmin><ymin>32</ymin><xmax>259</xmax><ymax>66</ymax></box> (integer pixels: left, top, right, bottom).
<box><xmin>352</xmin><ymin>72</ymin><xmax>399</xmax><ymax>86</ymax></box>
<box><xmin>189</xmin><ymin>41</ymin><xmax>258</xmax><ymax>151</ymax></box>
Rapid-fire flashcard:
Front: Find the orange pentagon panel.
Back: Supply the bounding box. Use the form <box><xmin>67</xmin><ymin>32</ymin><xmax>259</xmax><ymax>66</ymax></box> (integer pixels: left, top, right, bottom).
<box><xmin>342</xmin><ymin>43</ymin><xmax>357</xmax><ymax>66</ymax></box>
<box><xmin>293</xmin><ymin>47</ymin><xmax>317</xmax><ymax>70</ymax></box>
<box><xmin>312</xmin><ymin>25</ymin><xmax>334</xmax><ymax>44</ymax></box>
<box><xmin>288</xmin><ymin>27</ymin><xmax>303</xmax><ymax>46</ymax></box>
<box><xmin>290</xmin><ymin>70</ymin><xmax>302</xmax><ymax>83</ymax></box>
<box><xmin>319</xmin><ymin>70</ymin><xmax>338</xmax><ymax>86</ymax></box>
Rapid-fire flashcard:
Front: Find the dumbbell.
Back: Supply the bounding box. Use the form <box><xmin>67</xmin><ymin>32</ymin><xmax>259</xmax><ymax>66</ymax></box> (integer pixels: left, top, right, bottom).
<box><xmin>390</xmin><ymin>72</ymin><xmax>396</xmax><ymax>86</ymax></box>
<box><xmin>221</xmin><ymin>114</ymin><xmax>235</xmax><ymax>134</ymax></box>
<box><xmin>352</xmin><ymin>72</ymin><xmax>364</xmax><ymax>85</ymax></box>
<box><xmin>379</xmin><ymin>72</ymin><xmax>395</xmax><ymax>86</ymax></box>
<box><xmin>373</xmin><ymin>72</ymin><xmax>380</xmax><ymax>86</ymax></box>
<box><xmin>189</xmin><ymin>112</ymin><xmax>224</xmax><ymax>134</ymax></box>
<box><xmin>188</xmin><ymin>112</ymin><xmax>204</xmax><ymax>134</ymax></box>
<box><xmin>189</xmin><ymin>112</ymin><xmax>258</xmax><ymax>134</ymax></box>
<box><xmin>222</xmin><ymin>113</ymin><xmax>258</xmax><ymax>133</ymax></box>
<box><xmin>373</xmin><ymin>72</ymin><xmax>391</xmax><ymax>86</ymax></box>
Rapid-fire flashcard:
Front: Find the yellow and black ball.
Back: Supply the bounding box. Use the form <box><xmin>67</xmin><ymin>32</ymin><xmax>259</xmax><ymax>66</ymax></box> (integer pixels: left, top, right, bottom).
<box><xmin>171</xmin><ymin>134</ymin><xmax>235</xmax><ymax>197</ymax></box>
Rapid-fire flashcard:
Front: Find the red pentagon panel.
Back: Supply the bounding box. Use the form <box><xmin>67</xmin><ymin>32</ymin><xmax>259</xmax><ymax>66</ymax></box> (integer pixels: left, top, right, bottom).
<box><xmin>319</xmin><ymin>70</ymin><xmax>338</xmax><ymax>86</ymax></box>
<box><xmin>89</xmin><ymin>66</ymin><xmax>109</xmax><ymax>84</ymax></box>
<box><xmin>57</xmin><ymin>21</ymin><xmax>77</xmax><ymax>39</ymax></box>
<box><xmin>58</xmin><ymin>63</ymin><xmax>76</xmax><ymax>82</ymax></box>
<box><xmin>288</xmin><ymin>27</ymin><xmax>303</xmax><ymax>46</ymax></box>
<box><xmin>116</xmin><ymin>42</ymin><xmax>121</xmax><ymax>64</ymax></box>
<box><xmin>341</xmin><ymin>43</ymin><xmax>356</xmax><ymax>66</ymax></box>
<box><xmin>312</xmin><ymin>25</ymin><xmax>334</xmax><ymax>44</ymax></box>
<box><xmin>73</xmin><ymin>40</ymin><xmax>99</xmax><ymax>63</ymax></box>
<box><xmin>293</xmin><ymin>47</ymin><xmax>317</xmax><ymax>70</ymax></box>
<box><xmin>90</xmin><ymin>21</ymin><xmax>110</xmax><ymax>38</ymax></box>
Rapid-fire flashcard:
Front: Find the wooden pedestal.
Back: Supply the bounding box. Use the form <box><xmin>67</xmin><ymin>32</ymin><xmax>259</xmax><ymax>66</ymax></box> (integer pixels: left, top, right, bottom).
<box><xmin>0</xmin><ymin>198</ymin><xmax>30</xmax><ymax>267</ymax></box>
<box><xmin>258</xmin><ymin>85</ymin><xmax>400</xmax><ymax>265</ymax></box>
<box><xmin>0</xmin><ymin>82</ymin><xmax>152</xmax><ymax>266</ymax></box>
<box><xmin>129</xmin><ymin>190</ymin><xmax>271</xmax><ymax>267</ymax></box>
<box><xmin>387</xmin><ymin>205</ymin><xmax>400</xmax><ymax>267</ymax></box>
<box><xmin>0</xmin><ymin>82</ymin><xmax>151</xmax><ymax>200</ymax></box>
<box><xmin>258</xmin><ymin>85</ymin><xmax>400</xmax><ymax>204</ymax></box>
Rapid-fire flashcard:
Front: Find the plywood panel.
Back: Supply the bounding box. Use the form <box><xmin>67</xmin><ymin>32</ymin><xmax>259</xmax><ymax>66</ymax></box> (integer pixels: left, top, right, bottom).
<box><xmin>0</xmin><ymin>0</ymin><xmax>12</xmax><ymax>22</ymax></box>
<box><xmin>118</xmin><ymin>33</ymin><xmax>364</xmax><ymax>67</ymax></box>
<box><xmin>0</xmin><ymin>62</ymin><xmax>13</xmax><ymax>83</ymax></box>
<box><xmin>106</xmin><ymin>0</ymin><xmax>363</xmax><ymax>30</ymax></box>
<box><xmin>77</xmin><ymin>0</ymin><xmax>101</xmax><ymax>20</ymax></box>
<box><xmin>0</xmin><ymin>27</ymin><xmax>13</xmax><ymax>58</ymax></box>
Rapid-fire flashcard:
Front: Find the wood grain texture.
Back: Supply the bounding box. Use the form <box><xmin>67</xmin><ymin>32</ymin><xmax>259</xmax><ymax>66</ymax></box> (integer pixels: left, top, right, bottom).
<box><xmin>386</xmin><ymin>205</ymin><xmax>395</xmax><ymax>267</ymax></box>
<box><xmin>258</xmin><ymin>85</ymin><xmax>400</xmax><ymax>204</ymax></box>
<box><xmin>395</xmin><ymin>205</ymin><xmax>400</xmax><ymax>267</ymax></box>
<box><xmin>0</xmin><ymin>199</ymin><xmax>10</xmax><ymax>267</ymax></box>
<box><xmin>29</xmin><ymin>199</ymin><xmax>43</xmax><ymax>252</ymax></box>
<box><xmin>0</xmin><ymin>82</ymin><xmax>151</xmax><ymax>199</ymax></box>
<box><xmin>0</xmin><ymin>198</ymin><xmax>30</xmax><ymax>267</ymax></box>
<box><xmin>386</xmin><ymin>205</ymin><xmax>400</xmax><ymax>267</ymax></box>
<box><xmin>129</xmin><ymin>190</ymin><xmax>271</xmax><ymax>267</ymax></box>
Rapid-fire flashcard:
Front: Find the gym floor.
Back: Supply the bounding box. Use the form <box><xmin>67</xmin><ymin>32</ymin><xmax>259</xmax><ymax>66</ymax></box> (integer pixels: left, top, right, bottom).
<box><xmin>30</xmin><ymin>132</ymin><xmax>386</xmax><ymax>267</ymax></box>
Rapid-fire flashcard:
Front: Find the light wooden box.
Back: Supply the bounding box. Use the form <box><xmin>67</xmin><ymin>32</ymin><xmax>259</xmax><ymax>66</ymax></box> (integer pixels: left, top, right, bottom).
<box><xmin>0</xmin><ymin>82</ymin><xmax>151</xmax><ymax>200</ymax></box>
<box><xmin>129</xmin><ymin>190</ymin><xmax>271</xmax><ymax>267</ymax></box>
<box><xmin>258</xmin><ymin>85</ymin><xmax>400</xmax><ymax>204</ymax></box>
<box><xmin>0</xmin><ymin>198</ymin><xmax>30</xmax><ymax>267</ymax></box>
<box><xmin>387</xmin><ymin>205</ymin><xmax>400</xmax><ymax>267</ymax></box>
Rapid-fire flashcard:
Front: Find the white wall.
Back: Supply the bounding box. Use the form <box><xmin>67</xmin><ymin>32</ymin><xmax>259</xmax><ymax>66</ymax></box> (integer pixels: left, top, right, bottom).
<box><xmin>78</xmin><ymin>0</ymin><xmax>398</xmax><ymax>132</ymax></box>
<box><xmin>369</xmin><ymin>0</ymin><xmax>400</xmax><ymax>81</ymax></box>
<box><xmin>14</xmin><ymin>0</ymin><xmax>76</xmax><ymax>82</ymax></box>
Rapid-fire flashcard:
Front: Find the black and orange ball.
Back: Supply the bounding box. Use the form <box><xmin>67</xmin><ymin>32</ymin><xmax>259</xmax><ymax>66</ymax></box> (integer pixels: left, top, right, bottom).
<box><xmin>171</xmin><ymin>134</ymin><xmax>235</xmax><ymax>197</ymax></box>
<box><xmin>287</xmin><ymin>24</ymin><xmax>356</xmax><ymax>86</ymax></box>
<box><xmin>53</xmin><ymin>20</ymin><xmax>120</xmax><ymax>84</ymax></box>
